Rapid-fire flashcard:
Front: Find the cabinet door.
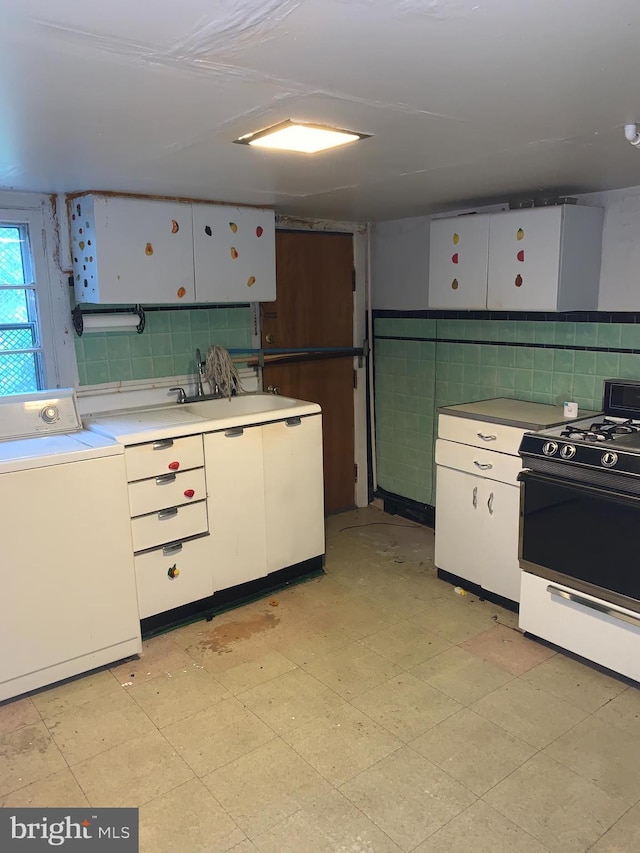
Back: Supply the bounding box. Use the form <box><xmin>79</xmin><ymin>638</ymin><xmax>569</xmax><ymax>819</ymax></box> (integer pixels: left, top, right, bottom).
<box><xmin>193</xmin><ymin>204</ymin><xmax>276</xmax><ymax>302</ymax></box>
<box><xmin>428</xmin><ymin>215</ymin><xmax>490</xmax><ymax>308</ymax></box>
<box><xmin>487</xmin><ymin>207</ymin><xmax>562</xmax><ymax>310</ymax></box>
<box><xmin>263</xmin><ymin>415</ymin><xmax>325</xmax><ymax>573</ymax></box>
<box><xmin>481</xmin><ymin>479</ymin><xmax>521</xmax><ymax>602</ymax></box>
<box><xmin>203</xmin><ymin>426</ymin><xmax>267</xmax><ymax>591</ymax></box>
<box><xmin>434</xmin><ymin>465</ymin><xmax>485</xmax><ymax>586</ymax></box>
<box><xmin>73</xmin><ymin>195</ymin><xmax>195</xmax><ymax>304</ymax></box>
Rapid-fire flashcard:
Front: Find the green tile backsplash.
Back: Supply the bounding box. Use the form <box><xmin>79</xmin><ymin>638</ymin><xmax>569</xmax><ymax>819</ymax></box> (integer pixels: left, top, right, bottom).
<box><xmin>75</xmin><ymin>306</ymin><xmax>253</xmax><ymax>386</ymax></box>
<box><xmin>374</xmin><ymin>317</ymin><xmax>640</xmax><ymax>507</ymax></box>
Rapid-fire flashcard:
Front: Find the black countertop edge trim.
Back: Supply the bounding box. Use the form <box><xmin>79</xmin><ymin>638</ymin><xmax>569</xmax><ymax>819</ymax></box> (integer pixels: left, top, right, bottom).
<box><xmin>373</xmin><ymin>336</ymin><xmax>640</xmax><ymax>354</ymax></box>
<box><xmin>372</xmin><ymin>309</ymin><xmax>640</xmax><ymax>323</ymax></box>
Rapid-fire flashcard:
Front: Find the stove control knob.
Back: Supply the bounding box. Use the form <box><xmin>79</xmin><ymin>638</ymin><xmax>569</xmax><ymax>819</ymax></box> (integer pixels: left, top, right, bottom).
<box><xmin>40</xmin><ymin>405</ymin><xmax>59</xmax><ymax>424</ymax></box>
<box><xmin>542</xmin><ymin>441</ymin><xmax>558</xmax><ymax>456</ymax></box>
<box><xmin>560</xmin><ymin>444</ymin><xmax>576</xmax><ymax>459</ymax></box>
<box><xmin>601</xmin><ymin>451</ymin><xmax>618</xmax><ymax>468</ymax></box>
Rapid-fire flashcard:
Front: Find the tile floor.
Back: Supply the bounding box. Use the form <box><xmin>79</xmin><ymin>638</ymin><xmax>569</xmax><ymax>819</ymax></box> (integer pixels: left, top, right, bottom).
<box><xmin>2</xmin><ymin>505</ymin><xmax>639</xmax><ymax>852</ymax></box>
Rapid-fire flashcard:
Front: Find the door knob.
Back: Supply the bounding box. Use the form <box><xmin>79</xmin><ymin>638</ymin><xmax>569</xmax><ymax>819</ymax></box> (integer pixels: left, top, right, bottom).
<box><xmin>265</xmin><ymin>333</ymin><xmax>275</xmax><ymax>344</ymax></box>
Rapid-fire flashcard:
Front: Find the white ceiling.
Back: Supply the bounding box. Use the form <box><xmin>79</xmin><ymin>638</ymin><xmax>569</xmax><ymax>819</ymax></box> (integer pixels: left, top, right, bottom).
<box><xmin>2</xmin><ymin>0</ymin><xmax>640</xmax><ymax>221</ymax></box>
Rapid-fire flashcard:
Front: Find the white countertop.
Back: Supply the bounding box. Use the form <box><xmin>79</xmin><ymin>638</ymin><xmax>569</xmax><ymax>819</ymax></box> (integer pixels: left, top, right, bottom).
<box><xmin>438</xmin><ymin>398</ymin><xmax>598</xmax><ymax>431</ymax></box>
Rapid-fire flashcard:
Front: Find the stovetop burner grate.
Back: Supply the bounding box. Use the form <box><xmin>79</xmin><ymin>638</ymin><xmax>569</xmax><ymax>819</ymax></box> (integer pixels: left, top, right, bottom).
<box><xmin>559</xmin><ymin>418</ymin><xmax>640</xmax><ymax>442</ymax></box>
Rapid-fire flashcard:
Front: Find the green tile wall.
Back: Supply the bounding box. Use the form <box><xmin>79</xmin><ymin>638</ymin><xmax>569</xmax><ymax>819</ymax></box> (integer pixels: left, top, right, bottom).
<box><xmin>374</xmin><ymin>318</ymin><xmax>640</xmax><ymax>506</ymax></box>
<box><xmin>74</xmin><ymin>306</ymin><xmax>252</xmax><ymax>386</ymax></box>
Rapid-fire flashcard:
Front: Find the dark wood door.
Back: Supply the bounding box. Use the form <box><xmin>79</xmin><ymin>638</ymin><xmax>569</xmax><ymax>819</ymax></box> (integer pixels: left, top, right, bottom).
<box><xmin>261</xmin><ymin>230</ymin><xmax>355</xmax><ymax>514</ymax></box>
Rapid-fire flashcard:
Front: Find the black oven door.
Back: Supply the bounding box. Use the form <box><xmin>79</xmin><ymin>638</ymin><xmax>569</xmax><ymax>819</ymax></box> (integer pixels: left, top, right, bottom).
<box><xmin>519</xmin><ymin>469</ymin><xmax>640</xmax><ymax>613</ymax></box>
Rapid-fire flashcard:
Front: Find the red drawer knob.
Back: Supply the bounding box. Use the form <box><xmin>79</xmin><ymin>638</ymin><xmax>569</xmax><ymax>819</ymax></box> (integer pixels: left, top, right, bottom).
<box><xmin>184</xmin><ymin>489</ymin><xmax>195</xmax><ymax>498</ymax></box>
<box><xmin>168</xmin><ymin>461</ymin><xmax>180</xmax><ymax>470</ymax></box>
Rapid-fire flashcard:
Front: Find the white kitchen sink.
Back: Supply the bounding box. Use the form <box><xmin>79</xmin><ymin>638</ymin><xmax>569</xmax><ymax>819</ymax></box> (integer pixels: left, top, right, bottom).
<box><xmin>183</xmin><ymin>393</ymin><xmax>304</xmax><ymax>419</ymax></box>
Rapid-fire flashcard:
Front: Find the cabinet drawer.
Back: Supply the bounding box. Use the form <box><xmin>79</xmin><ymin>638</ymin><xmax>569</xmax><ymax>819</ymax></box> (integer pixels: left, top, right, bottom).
<box><xmin>435</xmin><ymin>437</ymin><xmax>522</xmax><ymax>483</ymax></box>
<box><xmin>135</xmin><ymin>535</ymin><xmax>212</xmax><ymax>619</ymax></box>
<box><xmin>125</xmin><ymin>435</ymin><xmax>203</xmax><ymax>482</ymax></box>
<box><xmin>438</xmin><ymin>414</ymin><xmax>525</xmax><ymax>455</ymax></box>
<box><xmin>128</xmin><ymin>468</ymin><xmax>206</xmax><ymax>517</ymax></box>
<box><xmin>131</xmin><ymin>500</ymin><xmax>208</xmax><ymax>552</ymax></box>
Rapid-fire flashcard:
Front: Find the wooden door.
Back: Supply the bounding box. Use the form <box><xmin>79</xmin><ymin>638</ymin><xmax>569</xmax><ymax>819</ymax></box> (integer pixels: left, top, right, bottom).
<box><xmin>261</xmin><ymin>230</ymin><xmax>355</xmax><ymax>514</ymax></box>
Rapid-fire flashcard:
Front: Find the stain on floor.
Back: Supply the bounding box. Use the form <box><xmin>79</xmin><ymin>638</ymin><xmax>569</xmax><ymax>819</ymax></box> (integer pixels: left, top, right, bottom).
<box><xmin>194</xmin><ymin>611</ymin><xmax>281</xmax><ymax>655</ymax></box>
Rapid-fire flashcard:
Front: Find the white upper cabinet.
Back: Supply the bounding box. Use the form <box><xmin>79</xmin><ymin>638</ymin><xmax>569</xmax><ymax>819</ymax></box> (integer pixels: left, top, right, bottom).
<box><xmin>71</xmin><ymin>195</ymin><xmax>195</xmax><ymax>304</ymax></box>
<box><xmin>71</xmin><ymin>194</ymin><xmax>276</xmax><ymax>305</ymax></box>
<box><xmin>487</xmin><ymin>205</ymin><xmax>604</xmax><ymax>311</ymax></box>
<box><xmin>428</xmin><ymin>204</ymin><xmax>603</xmax><ymax>312</ymax></box>
<box><xmin>193</xmin><ymin>204</ymin><xmax>276</xmax><ymax>303</ymax></box>
<box><xmin>428</xmin><ymin>214</ymin><xmax>490</xmax><ymax>309</ymax></box>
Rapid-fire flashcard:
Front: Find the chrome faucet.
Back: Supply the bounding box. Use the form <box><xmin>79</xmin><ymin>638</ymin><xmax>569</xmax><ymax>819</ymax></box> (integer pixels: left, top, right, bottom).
<box><xmin>195</xmin><ymin>348</ymin><xmax>205</xmax><ymax>398</ymax></box>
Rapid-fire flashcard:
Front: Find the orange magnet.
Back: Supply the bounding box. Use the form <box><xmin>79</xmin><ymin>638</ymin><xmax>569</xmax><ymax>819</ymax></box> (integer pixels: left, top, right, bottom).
<box><xmin>517</xmin><ymin>250</ymin><xmax>524</xmax><ymax>262</ymax></box>
<box><xmin>171</xmin><ymin>220</ymin><xmax>179</xmax><ymax>233</ymax></box>
<box><xmin>515</xmin><ymin>274</ymin><xmax>523</xmax><ymax>287</ymax></box>
<box><xmin>177</xmin><ymin>286</ymin><xmax>187</xmax><ymax>298</ymax></box>
<box><xmin>229</xmin><ymin>222</ymin><xmax>238</xmax><ymax>233</ymax></box>
<box><xmin>452</xmin><ymin>253</ymin><xmax>459</xmax><ymax>264</ymax></box>
<box><xmin>247</xmin><ymin>276</ymin><xmax>256</xmax><ymax>287</ymax></box>
<box><xmin>451</xmin><ymin>278</ymin><xmax>459</xmax><ymax>290</ymax></box>
<box><xmin>145</xmin><ymin>243</ymin><xmax>153</xmax><ymax>256</ymax></box>
<box><xmin>517</xmin><ymin>228</ymin><xmax>524</xmax><ymax>240</ymax></box>
<box><xmin>231</xmin><ymin>247</ymin><xmax>239</xmax><ymax>259</ymax></box>
<box><xmin>167</xmin><ymin>565</ymin><xmax>180</xmax><ymax>579</ymax></box>
<box><xmin>78</xmin><ymin>241</ymin><xmax>85</xmax><ymax>250</ymax></box>
<box><xmin>452</xmin><ymin>232</ymin><xmax>459</xmax><ymax>245</ymax></box>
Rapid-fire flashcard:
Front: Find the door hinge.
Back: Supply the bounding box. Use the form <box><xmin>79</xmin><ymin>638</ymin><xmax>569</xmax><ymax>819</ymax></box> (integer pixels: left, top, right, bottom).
<box><xmin>352</xmin><ymin>268</ymin><xmax>356</xmax><ymax>292</ymax></box>
<box><xmin>354</xmin><ymin>463</ymin><xmax>358</xmax><ymax>482</ymax></box>
<box><xmin>353</xmin><ymin>368</ymin><xmax>358</xmax><ymax>389</ymax></box>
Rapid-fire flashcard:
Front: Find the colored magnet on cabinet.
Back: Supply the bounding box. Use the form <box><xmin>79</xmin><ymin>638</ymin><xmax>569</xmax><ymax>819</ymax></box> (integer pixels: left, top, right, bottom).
<box><xmin>89</xmin><ymin>256</ymin><xmax>93</xmax><ymax>262</ymax></box>
<box><xmin>229</xmin><ymin>222</ymin><xmax>238</xmax><ymax>233</ymax></box>
<box><xmin>452</xmin><ymin>253</ymin><xmax>459</xmax><ymax>264</ymax></box>
<box><xmin>145</xmin><ymin>243</ymin><xmax>154</xmax><ymax>256</ymax></box>
<box><xmin>72</xmin><ymin>214</ymin><xmax>76</xmax><ymax>221</ymax></box>
<box><xmin>231</xmin><ymin>247</ymin><xmax>239</xmax><ymax>259</ymax></box>
<box><xmin>183</xmin><ymin>489</ymin><xmax>195</xmax><ymax>498</ymax></box>
<box><xmin>453</xmin><ymin>232</ymin><xmax>459</xmax><ymax>245</ymax></box>
<box><xmin>76</xmin><ymin>204</ymin><xmax>81</xmax><ymax>216</ymax></box>
<box><xmin>168</xmin><ymin>461</ymin><xmax>180</xmax><ymax>470</ymax></box>
<box><xmin>177</xmin><ymin>286</ymin><xmax>187</xmax><ymax>298</ymax></box>
<box><xmin>78</xmin><ymin>241</ymin><xmax>85</xmax><ymax>250</ymax></box>
<box><xmin>451</xmin><ymin>278</ymin><xmax>459</xmax><ymax>290</ymax></box>
<box><xmin>171</xmin><ymin>219</ymin><xmax>179</xmax><ymax>233</ymax></box>
<box><xmin>78</xmin><ymin>228</ymin><xmax>83</xmax><ymax>235</ymax></box>
<box><xmin>517</xmin><ymin>228</ymin><xmax>524</xmax><ymax>240</ymax></box>
<box><xmin>167</xmin><ymin>565</ymin><xmax>180</xmax><ymax>579</ymax></box>
<box><xmin>247</xmin><ymin>276</ymin><xmax>256</xmax><ymax>287</ymax></box>
<box><xmin>204</xmin><ymin>225</ymin><xmax>212</xmax><ymax>236</ymax></box>
<box><xmin>515</xmin><ymin>274</ymin><xmax>523</xmax><ymax>287</ymax></box>
<box><xmin>517</xmin><ymin>250</ymin><xmax>524</xmax><ymax>262</ymax></box>
<box><xmin>256</xmin><ymin>226</ymin><xmax>264</xmax><ymax>237</ymax></box>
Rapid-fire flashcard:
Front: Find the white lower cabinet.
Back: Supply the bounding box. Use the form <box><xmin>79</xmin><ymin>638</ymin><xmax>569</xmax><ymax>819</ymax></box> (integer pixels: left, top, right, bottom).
<box><xmin>135</xmin><ymin>536</ymin><xmax>213</xmax><ymax>619</ymax></box>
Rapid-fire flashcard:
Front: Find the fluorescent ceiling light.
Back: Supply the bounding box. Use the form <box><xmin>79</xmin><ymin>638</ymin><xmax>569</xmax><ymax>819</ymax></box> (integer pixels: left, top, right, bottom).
<box><xmin>235</xmin><ymin>120</ymin><xmax>370</xmax><ymax>153</ymax></box>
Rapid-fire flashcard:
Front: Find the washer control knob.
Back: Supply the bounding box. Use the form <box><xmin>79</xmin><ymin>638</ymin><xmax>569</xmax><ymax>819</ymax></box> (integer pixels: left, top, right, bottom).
<box><xmin>560</xmin><ymin>444</ymin><xmax>576</xmax><ymax>459</ymax></box>
<box><xmin>542</xmin><ymin>441</ymin><xmax>558</xmax><ymax>456</ymax></box>
<box><xmin>601</xmin><ymin>451</ymin><xmax>618</xmax><ymax>468</ymax></box>
<box><xmin>40</xmin><ymin>405</ymin><xmax>59</xmax><ymax>424</ymax></box>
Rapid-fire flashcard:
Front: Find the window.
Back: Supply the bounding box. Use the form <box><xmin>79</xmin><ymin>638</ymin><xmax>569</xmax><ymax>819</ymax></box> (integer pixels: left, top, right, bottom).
<box><xmin>0</xmin><ymin>222</ymin><xmax>45</xmax><ymax>394</ymax></box>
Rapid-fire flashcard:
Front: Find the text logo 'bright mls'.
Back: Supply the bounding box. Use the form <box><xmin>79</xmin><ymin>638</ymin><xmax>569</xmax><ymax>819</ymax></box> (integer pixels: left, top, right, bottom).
<box><xmin>1</xmin><ymin>808</ymin><xmax>138</xmax><ymax>850</ymax></box>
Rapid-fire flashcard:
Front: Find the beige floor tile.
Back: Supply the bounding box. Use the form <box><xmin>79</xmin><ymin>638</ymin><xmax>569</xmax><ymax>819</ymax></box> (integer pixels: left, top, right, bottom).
<box><xmin>110</xmin><ymin>633</ymin><xmax>196</xmax><ymax>686</ymax></box>
<box><xmin>410</xmin><ymin>646</ymin><xmax>513</xmax><ymax>705</ymax></box>
<box><xmin>351</xmin><ymin>673</ymin><xmax>462</xmax><ymax>742</ymax></box>
<box><xmin>273</xmin><ymin>625</ymin><xmax>354</xmax><ymax>667</ymax></box>
<box><xmin>71</xmin><ymin>729</ymin><xmax>193</xmax><ymax>807</ymax></box>
<box><xmin>229</xmin><ymin>842</ymin><xmax>259</xmax><ymax>853</ymax></box>
<box><xmin>283</xmin><ymin>703</ymin><xmax>401</xmax><ymax>786</ymax></box>
<box><xmin>211</xmin><ymin>651</ymin><xmax>298</xmax><ymax>695</ymax></box>
<box><xmin>410</xmin><ymin>597</ymin><xmax>499</xmax><ymax>644</ymax></box>
<box><xmin>594</xmin><ymin>687</ymin><xmax>640</xmax><ymax>738</ymax></box>
<box><xmin>360</xmin><ymin>620</ymin><xmax>452</xmax><ymax>669</ymax></box>
<box><xmin>459</xmin><ymin>624</ymin><xmax>556</xmax><ymax>676</ymax></box>
<box><xmin>128</xmin><ymin>665</ymin><xmax>229</xmax><ymax>728</ymax></box>
<box><xmin>162</xmin><ymin>696</ymin><xmax>275</xmax><ymax>777</ymax></box>
<box><xmin>340</xmin><ymin>745</ymin><xmax>476</xmax><ymax>851</ymax></box>
<box><xmin>302</xmin><ymin>641</ymin><xmax>402</xmax><ymax>700</ymax></box>
<box><xmin>44</xmin><ymin>692</ymin><xmax>156</xmax><ymax>765</ymax></box>
<box><xmin>139</xmin><ymin>778</ymin><xmax>245</xmax><ymax>853</ymax></box>
<box><xmin>252</xmin><ymin>788</ymin><xmax>404</xmax><ymax>853</ymax></box>
<box><xmin>0</xmin><ymin>696</ymin><xmax>40</xmax><ymax>734</ymax></box>
<box><xmin>238</xmin><ymin>668</ymin><xmax>344</xmax><ymax>735</ymax></box>
<box><xmin>0</xmin><ymin>722</ymin><xmax>67</xmax><ymax>798</ymax></box>
<box><xmin>411</xmin><ymin>708</ymin><xmax>536</xmax><ymax>795</ymax></box>
<box><xmin>360</xmin><ymin>583</ymin><xmax>434</xmax><ymax>621</ymax></box>
<box><xmin>522</xmin><ymin>654</ymin><xmax>628</xmax><ymax>714</ymax></box>
<box><xmin>1</xmin><ymin>768</ymin><xmax>89</xmax><ymax>808</ymax></box>
<box><xmin>544</xmin><ymin>715</ymin><xmax>640</xmax><ymax>805</ymax></box>
<box><xmin>471</xmin><ymin>679</ymin><xmax>588</xmax><ymax>749</ymax></box>
<box><xmin>203</xmin><ymin>738</ymin><xmax>332</xmax><ymax>838</ymax></box>
<box><xmin>412</xmin><ymin>800</ymin><xmax>551</xmax><ymax>853</ymax></box>
<box><xmin>325</xmin><ymin>596</ymin><xmax>399</xmax><ymax>641</ymax></box>
<box><xmin>590</xmin><ymin>801</ymin><xmax>640</xmax><ymax>851</ymax></box>
<box><xmin>31</xmin><ymin>669</ymin><xmax>124</xmax><ymax>718</ymax></box>
<box><xmin>484</xmin><ymin>753</ymin><xmax>628</xmax><ymax>853</ymax></box>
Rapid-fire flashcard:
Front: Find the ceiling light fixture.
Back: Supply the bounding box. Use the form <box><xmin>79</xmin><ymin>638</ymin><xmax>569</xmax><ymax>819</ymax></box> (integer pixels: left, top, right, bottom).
<box><xmin>234</xmin><ymin>120</ymin><xmax>370</xmax><ymax>154</ymax></box>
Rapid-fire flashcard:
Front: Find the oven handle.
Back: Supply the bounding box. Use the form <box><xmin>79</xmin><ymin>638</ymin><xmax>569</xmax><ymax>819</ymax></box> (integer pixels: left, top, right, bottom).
<box><xmin>547</xmin><ymin>584</ymin><xmax>640</xmax><ymax>628</ymax></box>
<box><xmin>518</xmin><ymin>468</ymin><xmax>640</xmax><ymax>506</ymax></box>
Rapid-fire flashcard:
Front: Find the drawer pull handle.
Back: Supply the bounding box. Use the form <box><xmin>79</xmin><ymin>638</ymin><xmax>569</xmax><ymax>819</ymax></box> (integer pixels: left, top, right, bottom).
<box><xmin>168</xmin><ymin>565</ymin><xmax>180</xmax><ymax>579</ymax></box>
<box><xmin>487</xmin><ymin>492</ymin><xmax>494</xmax><ymax>514</ymax></box>
<box><xmin>225</xmin><ymin>427</ymin><xmax>244</xmax><ymax>438</ymax></box>
<box><xmin>163</xmin><ymin>542</ymin><xmax>183</xmax><ymax>556</ymax></box>
<box><xmin>158</xmin><ymin>507</ymin><xmax>178</xmax><ymax>520</ymax></box>
<box><xmin>546</xmin><ymin>585</ymin><xmax>640</xmax><ymax>628</ymax></box>
<box><xmin>184</xmin><ymin>489</ymin><xmax>195</xmax><ymax>498</ymax></box>
<box><xmin>473</xmin><ymin>461</ymin><xmax>493</xmax><ymax>470</ymax></box>
<box><xmin>286</xmin><ymin>417</ymin><xmax>302</xmax><ymax>427</ymax></box>
<box><xmin>472</xmin><ymin>486</ymin><xmax>478</xmax><ymax>508</ymax></box>
<box><xmin>153</xmin><ymin>439</ymin><xmax>174</xmax><ymax>450</ymax></box>
<box><xmin>168</xmin><ymin>461</ymin><xmax>180</xmax><ymax>470</ymax></box>
<box><xmin>477</xmin><ymin>433</ymin><xmax>497</xmax><ymax>441</ymax></box>
<box><xmin>156</xmin><ymin>473</ymin><xmax>176</xmax><ymax>485</ymax></box>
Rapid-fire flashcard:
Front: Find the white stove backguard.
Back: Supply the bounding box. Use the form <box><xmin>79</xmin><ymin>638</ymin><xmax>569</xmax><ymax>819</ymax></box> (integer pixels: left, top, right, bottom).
<box><xmin>0</xmin><ymin>388</ymin><xmax>82</xmax><ymax>440</ymax></box>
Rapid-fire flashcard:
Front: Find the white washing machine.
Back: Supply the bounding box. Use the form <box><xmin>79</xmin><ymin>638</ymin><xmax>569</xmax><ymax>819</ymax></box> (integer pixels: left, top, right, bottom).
<box><xmin>0</xmin><ymin>389</ymin><xmax>141</xmax><ymax>702</ymax></box>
